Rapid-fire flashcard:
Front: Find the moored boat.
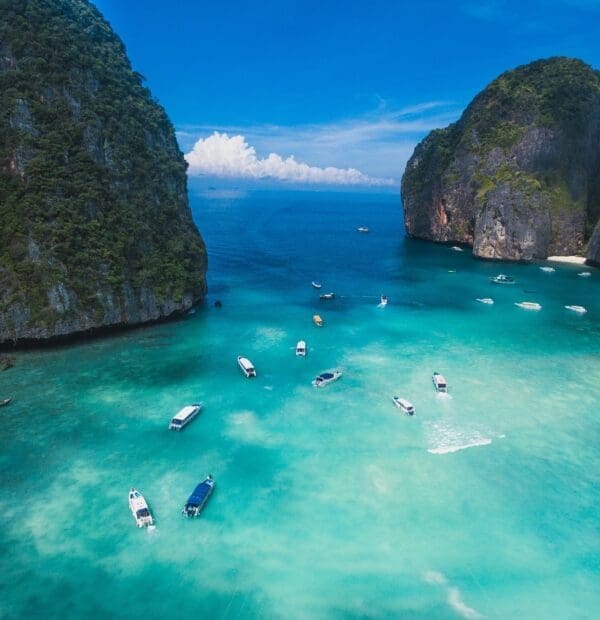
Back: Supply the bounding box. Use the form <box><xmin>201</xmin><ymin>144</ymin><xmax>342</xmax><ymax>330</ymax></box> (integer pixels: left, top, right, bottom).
<box><xmin>312</xmin><ymin>370</ymin><xmax>342</xmax><ymax>387</ymax></box>
<box><xmin>237</xmin><ymin>356</ymin><xmax>257</xmax><ymax>377</ymax></box>
<box><xmin>577</xmin><ymin>271</ymin><xmax>591</xmax><ymax>278</ymax></box>
<box><xmin>296</xmin><ymin>340</ymin><xmax>306</xmax><ymax>356</ymax></box>
<box><xmin>169</xmin><ymin>404</ymin><xmax>202</xmax><ymax>430</ymax></box>
<box><xmin>515</xmin><ymin>301</ymin><xmax>542</xmax><ymax>311</ymax></box>
<box><xmin>539</xmin><ymin>266</ymin><xmax>555</xmax><ymax>273</ymax></box>
<box><xmin>357</xmin><ymin>226</ymin><xmax>369</xmax><ymax>233</ymax></box>
<box><xmin>311</xmin><ymin>281</ymin><xmax>322</xmax><ymax>289</ymax></box>
<box><xmin>490</xmin><ymin>274</ymin><xmax>515</xmax><ymax>284</ymax></box>
<box><xmin>565</xmin><ymin>305</ymin><xmax>587</xmax><ymax>314</ymax></box>
<box><xmin>182</xmin><ymin>475</ymin><xmax>214</xmax><ymax>517</ymax></box>
<box><xmin>432</xmin><ymin>372</ymin><xmax>447</xmax><ymax>393</ymax></box>
<box><xmin>392</xmin><ymin>396</ymin><xmax>415</xmax><ymax>415</ymax></box>
<box><xmin>0</xmin><ymin>398</ymin><xmax>11</xmax><ymax>407</ymax></box>
<box><xmin>129</xmin><ymin>488</ymin><xmax>154</xmax><ymax>528</ymax></box>
<box><xmin>451</xmin><ymin>246</ymin><xmax>463</xmax><ymax>252</ymax></box>
<box><xmin>313</xmin><ymin>314</ymin><xmax>324</xmax><ymax>327</ymax></box>
<box><xmin>320</xmin><ymin>293</ymin><xmax>335</xmax><ymax>300</ymax></box>
<box><xmin>476</xmin><ymin>298</ymin><xmax>494</xmax><ymax>305</ymax></box>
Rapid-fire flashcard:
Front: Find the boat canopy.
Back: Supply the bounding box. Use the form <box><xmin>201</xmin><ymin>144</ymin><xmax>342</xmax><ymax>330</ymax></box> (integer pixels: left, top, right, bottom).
<box><xmin>187</xmin><ymin>480</ymin><xmax>212</xmax><ymax>507</ymax></box>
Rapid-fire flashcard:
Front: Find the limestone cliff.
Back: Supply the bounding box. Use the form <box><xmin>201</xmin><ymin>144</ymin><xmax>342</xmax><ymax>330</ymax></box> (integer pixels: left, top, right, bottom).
<box><xmin>401</xmin><ymin>58</ymin><xmax>600</xmax><ymax>262</ymax></box>
<box><xmin>0</xmin><ymin>0</ymin><xmax>207</xmax><ymax>345</ymax></box>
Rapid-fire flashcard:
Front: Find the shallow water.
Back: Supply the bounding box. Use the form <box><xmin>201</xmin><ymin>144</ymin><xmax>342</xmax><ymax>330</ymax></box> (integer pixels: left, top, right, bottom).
<box><xmin>1</xmin><ymin>190</ymin><xmax>599</xmax><ymax>618</ymax></box>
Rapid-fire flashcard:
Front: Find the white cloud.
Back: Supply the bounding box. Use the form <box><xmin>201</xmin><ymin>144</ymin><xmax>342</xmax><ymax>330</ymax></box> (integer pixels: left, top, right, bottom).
<box><xmin>179</xmin><ymin>100</ymin><xmax>461</xmax><ymax>184</ymax></box>
<box><xmin>185</xmin><ymin>131</ymin><xmax>395</xmax><ymax>186</ymax></box>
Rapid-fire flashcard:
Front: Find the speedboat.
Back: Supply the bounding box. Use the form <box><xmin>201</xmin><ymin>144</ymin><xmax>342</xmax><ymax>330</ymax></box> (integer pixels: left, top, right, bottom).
<box><xmin>0</xmin><ymin>398</ymin><xmax>11</xmax><ymax>407</ymax></box>
<box><xmin>490</xmin><ymin>274</ymin><xmax>515</xmax><ymax>284</ymax></box>
<box><xmin>182</xmin><ymin>475</ymin><xmax>214</xmax><ymax>517</ymax></box>
<box><xmin>311</xmin><ymin>281</ymin><xmax>322</xmax><ymax>289</ymax></box>
<box><xmin>357</xmin><ymin>226</ymin><xmax>369</xmax><ymax>233</ymax></box>
<box><xmin>565</xmin><ymin>305</ymin><xmax>587</xmax><ymax>314</ymax></box>
<box><xmin>379</xmin><ymin>295</ymin><xmax>388</xmax><ymax>306</ymax></box>
<box><xmin>320</xmin><ymin>293</ymin><xmax>335</xmax><ymax>300</ymax></box>
<box><xmin>237</xmin><ymin>356</ymin><xmax>257</xmax><ymax>377</ymax></box>
<box><xmin>476</xmin><ymin>298</ymin><xmax>494</xmax><ymax>305</ymax></box>
<box><xmin>432</xmin><ymin>372</ymin><xmax>447</xmax><ymax>393</ymax></box>
<box><xmin>515</xmin><ymin>301</ymin><xmax>542</xmax><ymax>310</ymax></box>
<box><xmin>451</xmin><ymin>246</ymin><xmax>463</xmax><ymax>252</ymax></box>
<box><xmin>296</xmin><ymin>340</ymin><xmax>306</xmax><ymax>356</ymax></box>
<box><xmin>312</xmin><ymin>370</ymin><xmax>342</xmax><ymax>387</ymax></box>
<box><xmin>392</xmin><ymin>396</ymin><xmax>415</xmax><ymax>415</ymax></box>
<box><xmin>129</xmin><ymin>488</ymin><xmax>154</xmax><ymax>528</ymax></box>
<box><xmin>577</xmin><ymin>271</ymin><xmax>591</xmax><ymax>278</ymax></box>
<box><xmin>313</xmin><ymin>314</ymin><xmax>324</xmax><ymax>327</ymax></box>
<box><xmin>169</xmin><ymin>404</ymin><xmax>202</xmax><ymax>431</ymax></box>
<box><xmin>539</xmin><ymin>266</ymin><xmax>555</xmax><ymax>273</ymax></box>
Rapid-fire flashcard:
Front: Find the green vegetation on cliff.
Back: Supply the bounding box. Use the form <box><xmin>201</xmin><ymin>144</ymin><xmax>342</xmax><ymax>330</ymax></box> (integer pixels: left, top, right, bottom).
<box><xmin>402</xmin><ymin>57</ymin><xmax>600</xmax><ymax>261</ymax></box>
<box><xmin>0</xmin><ymin>0</ymin><xmax>206</xmax><ymax>342</ymax></box>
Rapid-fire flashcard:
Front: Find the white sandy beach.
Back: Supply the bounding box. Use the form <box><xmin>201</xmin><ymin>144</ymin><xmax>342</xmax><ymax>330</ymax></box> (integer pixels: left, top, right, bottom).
<box><xmin>546</xmin><ymin>255</ymin><xmax>587</xmax><ymax>264</ymax></box>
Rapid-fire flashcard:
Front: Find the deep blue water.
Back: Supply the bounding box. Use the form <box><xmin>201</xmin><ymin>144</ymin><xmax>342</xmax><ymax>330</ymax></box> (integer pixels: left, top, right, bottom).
<box><xmin>0</xmin><ymin>189</ymin><xmax>599</xmax><ymax>619</ymax></box>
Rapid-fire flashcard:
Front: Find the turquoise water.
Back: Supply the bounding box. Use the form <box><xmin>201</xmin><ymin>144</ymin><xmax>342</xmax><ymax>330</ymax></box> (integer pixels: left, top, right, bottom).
<box><xmin>1</xmin><ymin>190</ymin><xmax>599</xmax><ymax>619</ymax></box>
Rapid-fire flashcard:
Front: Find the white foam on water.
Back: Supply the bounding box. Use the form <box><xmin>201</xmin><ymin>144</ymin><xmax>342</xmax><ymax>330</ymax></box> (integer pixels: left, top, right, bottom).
<box><xmin>424</xmin><ymin>570</ymin><xmax>482</xmax><ymax>618</ymax></box>
<box><xmin>428</xmin><ymin>437</ymin><xmax>493</xmax><ymax>455</ymax></box>
<box><xmin>425</xmin><ymin>418</ymin><xmax>496</xmax><ymax>455</ymax></box>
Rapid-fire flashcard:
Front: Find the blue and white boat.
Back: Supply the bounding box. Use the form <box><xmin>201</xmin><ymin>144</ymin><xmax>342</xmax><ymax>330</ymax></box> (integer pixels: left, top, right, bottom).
<box><xmin>312</xmin><ymin>370</ymin><xmax>342</xmax><ymax>387</ymax></box>
<box><xmin>183</xmin><ymin>475</ymin><xmax>215</xmax><ymax>517</ymax></box>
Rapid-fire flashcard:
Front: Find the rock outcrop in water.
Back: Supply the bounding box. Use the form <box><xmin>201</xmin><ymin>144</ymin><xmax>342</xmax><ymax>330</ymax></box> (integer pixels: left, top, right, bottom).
<box><xmin>0</xmin><ymin>0</ymin><xmax>206</xmax><ymax>346</ymax></box>
<box><xmin>401</xmin><ymin>58</ymin><xmax>600</xmax><ymax>263</ymax></box>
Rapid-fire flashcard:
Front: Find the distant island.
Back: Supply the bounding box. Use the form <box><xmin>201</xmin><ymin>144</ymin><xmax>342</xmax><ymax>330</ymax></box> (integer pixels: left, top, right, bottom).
<box><xmin>401</xmin><ymin>57</ymin><xmax>600</xmax><ymax>265</ymax></box>
<box><xmin>0</xmin><ymin>0</ymin><xmax>207</xmax><ymax>346</ymax></box>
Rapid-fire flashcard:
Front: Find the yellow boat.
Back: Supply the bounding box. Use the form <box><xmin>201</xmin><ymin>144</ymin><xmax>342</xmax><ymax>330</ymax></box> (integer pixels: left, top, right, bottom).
<box><xmin>313</xmin><ymin>314</ymin><xmax>323</xmax><ymax>327</ymax></box>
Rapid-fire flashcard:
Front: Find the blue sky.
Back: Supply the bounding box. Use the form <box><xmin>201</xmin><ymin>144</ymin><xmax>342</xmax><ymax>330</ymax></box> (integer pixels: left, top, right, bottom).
<box><xmin>94</xmin><ymin>0</ymin><xmax>600</xmax><ymax>188</ymax></box>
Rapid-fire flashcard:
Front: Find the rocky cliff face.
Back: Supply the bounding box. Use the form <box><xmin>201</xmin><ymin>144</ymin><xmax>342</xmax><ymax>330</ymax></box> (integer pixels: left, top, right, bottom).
<box><xmin>0</xmin><ymin>0</ymin><xmax>207</xmax><ymax>345</ymax></box>
<box><xmin>401</xmin><ymin>58</ymin><xmax>600</xmax><ymax>262</ymax></box>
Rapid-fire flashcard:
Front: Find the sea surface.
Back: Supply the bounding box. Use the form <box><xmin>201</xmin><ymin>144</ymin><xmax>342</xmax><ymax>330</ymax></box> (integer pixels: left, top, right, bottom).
<box><xmin>1</xmin><ymin>189</ymin><xmax>599</xmax><ymax>619</ymax></box>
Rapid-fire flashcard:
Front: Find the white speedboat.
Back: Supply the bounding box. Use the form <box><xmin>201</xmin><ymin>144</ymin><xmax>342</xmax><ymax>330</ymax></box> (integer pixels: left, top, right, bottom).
<box><xmin>565</xmin><ymin>305</ymin><xmax>587</xmax><ymax>314</ymax></box>
<box><xmin>476</xmin><ymin>298</ymin><xmax>494</xmax><ymax>305</ymax></box>
<box><xmin>539</xmin><ymin>266</ymin><xmax>555</xmax><ymax>273</ymax></box>
<box><xmin>311</xmin><ymin>281</ymin><xmax>322</xmax><ymax>289</ymax></box>
<box><xmin>312</xmin><ymin>370</ymin><xmax>342</xmax><ymax>387</ymax></box>
<box><xmin>432</xmin><ymin>372</ymin><xmax>447</xmax><ymax>393</ymax></box>
<box><xmin>490</xmin><ymin>274</ymin><xmax>515</xmax><ymax>284</ymax></box>
<box><xmin>379</xmin><ymin>295</ymin><xmax>388</xmax><ymax>306</ymax></box>
<box><xmin>320</xmin><ymin>292</ymin><xmax>335</xmax><ymax>300</ymax></box>
<box><xmin>577</xmin><ymin>271</ymin><xmax>591</xmax><ymax>278</ymax></box>
<box><xmin>169</xmin><ymin>404</ymin><xmax>202</xmax><ymax>430</ymax></box>
<box><xmin>237</xmin><ymin>356</ymin><xmax>257</xmax><ymax>377</ymax></box>
<box><xmin>515</xmin><ymin>301</ymin><xmax>542</xmax><ymax>311</ymax></box>
<box><xmin>129</xmin><ymin>488</ymin><xmax>154</xmax><ymax>528</ymax></box>
<box><xmin>451</xmin><ymin>246</ymin><xmax>463</xmax><ymax>252</ymax></box>
<box><xmin>357</xmin><ymin>226</ymin><xmax>369</xmax><ymax>233</ymax></box>
<box><xmin>392</xmin><ymin>396</ymin><xmax>415</xmax><ymax>415</ymax></box>
<box><xmin>296</xmin><ymin>340</ymin><xmax>306</xmax><ymax>356</ymax></box>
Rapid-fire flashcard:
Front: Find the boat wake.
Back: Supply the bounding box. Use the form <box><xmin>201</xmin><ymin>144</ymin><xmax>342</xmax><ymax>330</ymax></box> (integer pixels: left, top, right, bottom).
<box><xmin>424</xmin><ymin>571</ymin><xmax>482</xmax><ymax>618</ymax></box>
<box><xmin>428</xmin><ymin>437</ymin><xmax>492</xmax><ymax>455</ymax></box>
<box><xmin>425</xmin><ymin>419</ymin><xmax>495</xmax><ymax>455</ymax></box>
